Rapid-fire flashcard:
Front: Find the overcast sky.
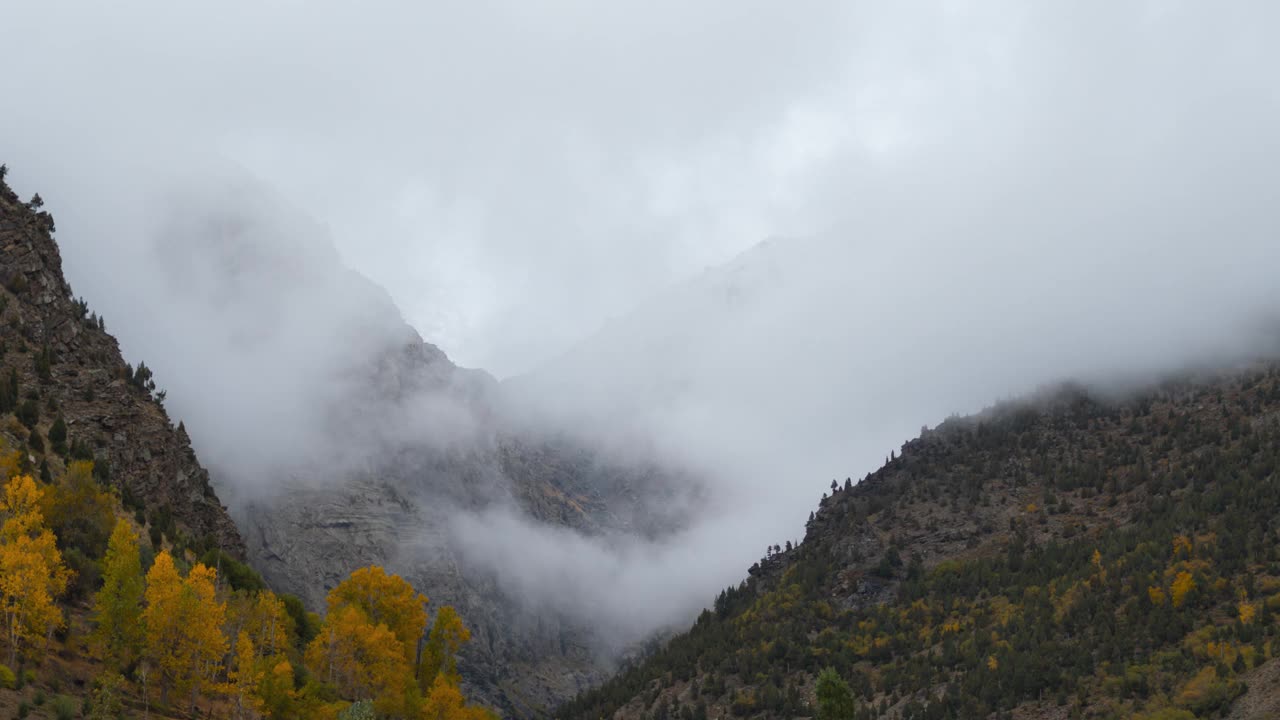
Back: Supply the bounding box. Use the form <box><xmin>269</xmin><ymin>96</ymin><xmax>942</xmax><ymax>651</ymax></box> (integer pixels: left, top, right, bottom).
<box><xmin>3</xmin><ymin>0</ymin><xmax>870</xmax><ymax>375</ymax></box>
<box><xmin>2</xmin><ymin>0</ymin><xmax>1225</xmax><ymax>378</ymax></box>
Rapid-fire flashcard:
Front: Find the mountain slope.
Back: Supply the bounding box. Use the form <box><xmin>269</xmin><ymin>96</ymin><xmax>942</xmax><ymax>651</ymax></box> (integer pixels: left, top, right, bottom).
<box><xmin>559</xmin><ymin>362</ymin><xmax>1280</xmax><ymax>719</ymax></box>
<box><xmin>0</xmin><ymin>169</ymin><xmax>242</xmax><ymax>556</ymax></box>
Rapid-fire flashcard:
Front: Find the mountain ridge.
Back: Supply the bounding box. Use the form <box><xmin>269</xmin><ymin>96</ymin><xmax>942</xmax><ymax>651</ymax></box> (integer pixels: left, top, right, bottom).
<box><xmin>559</xmin><ymin>361</ymin><xmax>1280</xmax><ymax>719</ymax></box>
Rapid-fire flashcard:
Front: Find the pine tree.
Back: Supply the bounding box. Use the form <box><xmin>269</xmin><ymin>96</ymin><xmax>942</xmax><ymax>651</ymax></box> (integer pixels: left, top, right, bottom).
<box><xmin>47</xmin><ymin>417</ymin><xmax>66</xmax><ymax>456</ymax></box>
<box><xmin>815</xmin><ymin>667</ymin><xmax>856</xmax><ymax>720</ymax></box>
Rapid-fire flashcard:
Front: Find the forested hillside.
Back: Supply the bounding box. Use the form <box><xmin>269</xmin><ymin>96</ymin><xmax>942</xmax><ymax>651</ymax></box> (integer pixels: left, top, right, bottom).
<box><xmin>560</xmin><ymin>362</ymin><xmax>1280</xmax><ymax>719</ymax></box>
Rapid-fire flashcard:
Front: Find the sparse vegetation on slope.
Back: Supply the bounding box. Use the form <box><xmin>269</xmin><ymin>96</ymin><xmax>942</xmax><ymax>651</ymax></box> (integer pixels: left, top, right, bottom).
<box><xmin>559</xmin><ymin>364</ymin><xmax>1280</xmax><ymax>719</ymax></box>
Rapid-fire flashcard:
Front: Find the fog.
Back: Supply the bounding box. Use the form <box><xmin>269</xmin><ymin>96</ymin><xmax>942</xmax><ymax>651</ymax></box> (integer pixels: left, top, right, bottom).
<box><xmin>3</xmin><ymin>0</ymin><xmax>1280</xmax><ymax>654</ymax></box>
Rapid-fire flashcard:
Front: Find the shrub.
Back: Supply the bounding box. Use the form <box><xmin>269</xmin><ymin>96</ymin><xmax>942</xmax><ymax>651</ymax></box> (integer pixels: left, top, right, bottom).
<box><xmin>16</xmin><ymin>398</ymin><xmax>38</xmax><ymax>428</ymax></box>
<box><xmin>282</xmin><ymin>593</ymin><xmax>321</xmax><ymax>646</ymax></box>
<box><xmin>62</xmin><ymin>547</ymin><xmax>102</xmax><ymax>602</ymax></box>
<box><xmin>52</xmin><ymin>696</ymin><xmax>77</xmax><ymax>720</ymax></box>
<box><xmin>41</xmin><ymin>460</ymin><xmax>115</xmax><ymax>558</ymax></box>
<box><xmin>87</xmin><ymin>673</ymin><xmax>124</xmax><ymax>720</ymax></box>
<box><xmin>0</xmin><ymin>664</ymin><xmax>14</xmax><ymax>689</ymax></box>
<box><xmin>199</xmin><ymin>549</ymin><xmax>265</xmax><ymax>592</ymax></box>
<box><xmin>48</xmin><ymin>417</ymin><xmax>67</xmax><ymax>455</ymax></box>
<box><xmin>339</xmin><ymin>700</ymin><xmax>377</xmax><ymax>720</ymax></box>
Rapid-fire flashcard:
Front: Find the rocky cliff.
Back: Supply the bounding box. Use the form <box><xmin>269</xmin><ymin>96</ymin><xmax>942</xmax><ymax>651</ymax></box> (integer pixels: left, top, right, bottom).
<box><xmin>0</xmin><ymin>170</ymin><xmax>243</xmax><ymax>555</ymax></box>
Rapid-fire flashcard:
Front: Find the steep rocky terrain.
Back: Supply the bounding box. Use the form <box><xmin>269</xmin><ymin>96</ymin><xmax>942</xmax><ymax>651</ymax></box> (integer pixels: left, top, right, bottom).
<box><xmin>560</xmin><ymin>361</ymin><xmax>1280</xmax><ymax>719</ymax></box>
<box><xmin>0</xmin><ymin>169</ymin><xmax>242</xmax><ymax>556</ymax></box>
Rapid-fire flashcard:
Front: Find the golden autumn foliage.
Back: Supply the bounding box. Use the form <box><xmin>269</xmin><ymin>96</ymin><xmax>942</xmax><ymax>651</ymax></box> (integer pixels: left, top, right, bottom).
<box><xmin>0</xmin><ymin>460</ymin><xmax>491</xmax><ymax>720</ymax></box>
<box><xmin>141</xmin><ymin>551</ymin><xmax>228</xmax><ymax>709</ymax></box>
<box><xmin>0</xmin><ymin>448</ymin><xmax>21</xmax><ymax>481</ymax></box>
<box><xmin>1148</xmin><ymin>585</ymin><xmax>1167</xmax><ymax>606</ymax></box>
<box><xmin>6</xmin><ymin>434</ymin><xmax>503</xmax><ymax>717</ymax></box>
<box><xmin>257</xmin><ymin>655</ymin><xmax>300</xmax><ymax>719</ymax></box>
<box><xmin>228</xmin><ymin>587</ymin><xmax>294</xmax><ymax>663</ymax></box>
<box><xmin>421</xmin><ymin>674</ymin><xmax>495</xmax><ymax>720</ymax></box>
<box><xmin>1175</xmin><ymin>665</ymin><xmax>1241</xmax><ymax>714</ymax></box>
<box><xmin>302</xmin><ymin>566</ymin><xmax>494</xmax><ymax>719</ymax></box>
<box><xmin>307</xmin><ymin>603</ymin><xmax>416</xmax><ymax>716</ymax></box>
<box><xmin>1239</xmin><ymin>601</ymin><xmax>1258</xmax><ymax>625</ymax></box>
<box><xmin>1171</xmin><ymin>571</ymin><xmax>1196</xmax><ymax>609</ymax></box>
<box><xmin>327</xmin><ymin>565</ymin><xmax>428</xmax><ymax>663</ymax></box>
<box><xmin>231</xmin><ymin>631</ymin><xmax>264</xmax><ymax>720</ymax></box>
<box><xmin>0</xmin><ymin>474</ymin><xmax>71</xmax><ymax>666</ymax></box>
<box><xmin>1172</xmin><ymin>535</ymin><xmax>1193</xmax><ymax>559</ymax></box>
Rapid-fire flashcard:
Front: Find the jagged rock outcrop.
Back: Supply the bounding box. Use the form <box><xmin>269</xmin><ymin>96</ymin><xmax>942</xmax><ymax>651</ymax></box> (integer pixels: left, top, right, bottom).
<box><xmin>0</xmin><ymin>173</ymin><xmax>243</xmax><ymax>556</ymax></box>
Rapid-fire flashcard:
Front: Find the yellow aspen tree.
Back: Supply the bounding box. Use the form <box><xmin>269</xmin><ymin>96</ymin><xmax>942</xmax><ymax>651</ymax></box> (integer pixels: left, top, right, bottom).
<box><xmin>248</xmin><ymin>591</ymin><xmax>293</xmax><ymax>659</ymax></box>
<box><xmin>91</xmin><ymin>519</ymin><xmax>145</xmax><ymax>669</ymax></box>
<box><xmin>1171</xmin><ymin>571</ymin><xmax>1196</xmax><ymax>608</ymax></box>
<box><xmin>1240</xmin><ymin>601</ymin><xmax>1258</xmax><ymax>624</ymax></box>
<box><xmin>257</xmin><ymin>655</ymin><xmax>299</xmax><ymax>719</ymax></box>
<box><xmin>305</xmin><ymin>604</ymin><xmax>414</xmax><ymax>717</ymax></box>
<box><xmin>420</xmin><ymin>606</ymin><xmax>470</xmax><ymax>690</ymax></box>
<box><xmin>0</xmin><ymin>474</ymin><xmax>71</xmax><ymax>666</ymax></box>
<box><xmin>142</xmin><ymin>553</ymin><xmax>229</xmax><ymax>710</ymax></box>
<box><xmin>231</xmin><ymin>631</ymin><xmax>264</xmax><ymax>720</ymax></box>
<box><xmin>142</xmin><ymin>550</ymin><xmax>186</xmax><ymax>706</ymax></box>
<box><xmin>422</xmin><ymin>674</ymin><xmax>494</xmax><ymax>720</ymax></box>
<box><xmin>185</xmin><ymin>563</ymin><xmax>229</xmax><ymax>712</ymax></box>
<box><xmin>421</xmin><ymin>674</ymin><xmax>468</xmax><ymax>720</ymax></box>
<box><xmin>327</xmin><ymin>566</ymin><xmax>428</xmax><ymax>664</ymax></box>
